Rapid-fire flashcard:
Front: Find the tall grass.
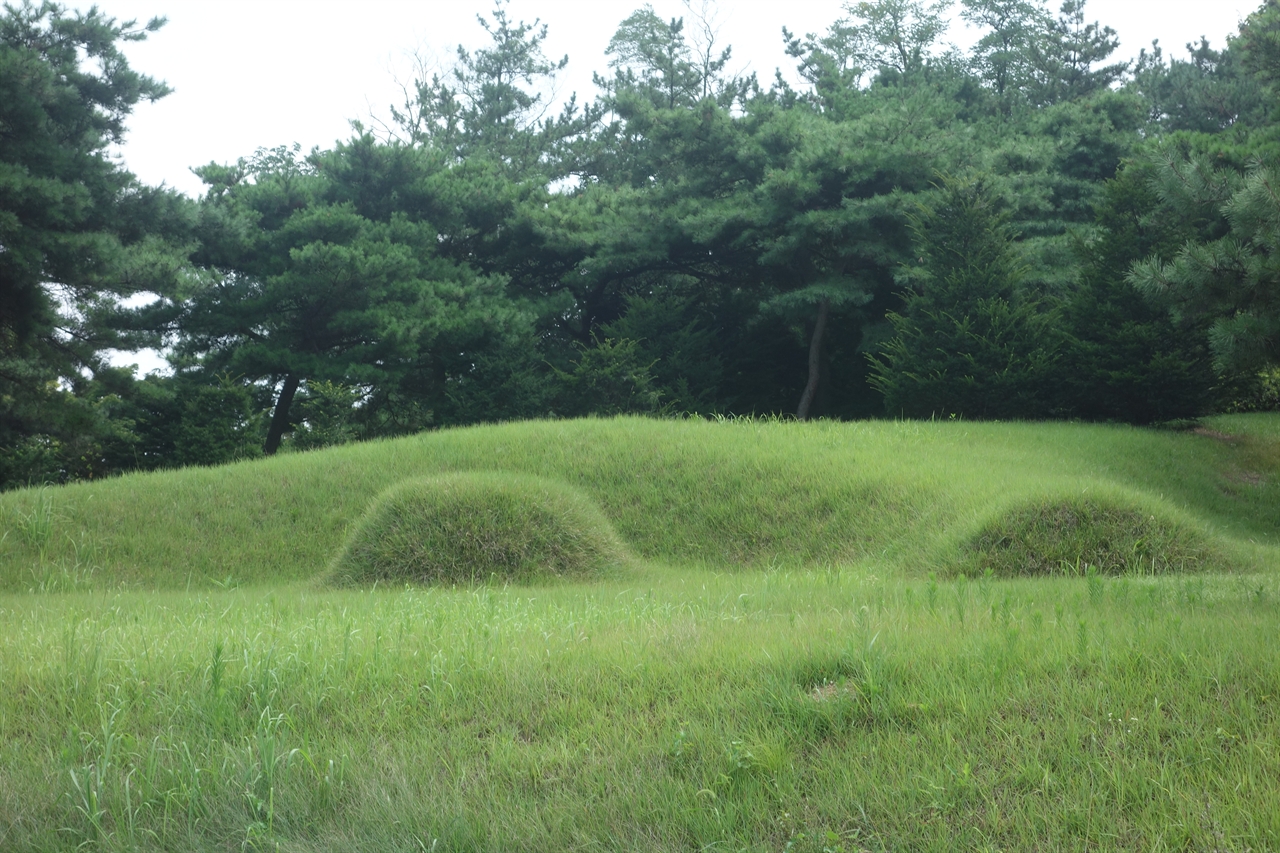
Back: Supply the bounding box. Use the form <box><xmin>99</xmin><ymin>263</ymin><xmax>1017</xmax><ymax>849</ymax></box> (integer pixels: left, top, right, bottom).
<box><xmin>1</xmin><ymin>567</ymin><xmax>1278</xmax><ymax>851</ymax></box>
<box><xmin>1</xmin><ymin>416</ymin><xmax>1277</xmax><ymax>590</ymax></box>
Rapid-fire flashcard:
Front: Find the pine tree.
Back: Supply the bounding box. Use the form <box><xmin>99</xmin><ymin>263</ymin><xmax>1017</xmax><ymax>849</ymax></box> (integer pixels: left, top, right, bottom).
<box><xmin>1129</xmin><ymin>150</ymin><xmax>1280</xmax><ymax>375</ymax></box>
<box><xmin>870</xmin><ymin>174</ymin><xmax>1063</xmax><ymax>418</ymax></box>
<box><xmin>177</xmin><ymin>143</ymin><xmax>518</xmax><ymax>455</ymax></box>
<box><xmin>0</xmin><ymin>1</ymin><xmax>188</xmax><ymax>487</ymax></box>
<box><xmin>1059</xmin><ymin>162</ymin><xmax>1218</xmax><ymax>423</ymax></box>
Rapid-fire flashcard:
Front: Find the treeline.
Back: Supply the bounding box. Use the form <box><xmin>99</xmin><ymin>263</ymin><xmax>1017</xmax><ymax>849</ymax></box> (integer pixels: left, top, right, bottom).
<box><xmin>4</xmin><ymin>0</ymin><xmax>1280</xmax><ymax>489</ymax></box>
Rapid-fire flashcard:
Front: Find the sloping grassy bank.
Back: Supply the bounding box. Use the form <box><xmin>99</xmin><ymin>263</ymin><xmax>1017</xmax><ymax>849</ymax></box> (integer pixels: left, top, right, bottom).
<box><xmin>1</xmin><ymin>415</ymin><xmax>1278</xmax><ymax>590</ymax></box>
<box><xmin>2</xmin><ymin>569</ymin><xmax>1278</xmax><ymax>852</ymax></box>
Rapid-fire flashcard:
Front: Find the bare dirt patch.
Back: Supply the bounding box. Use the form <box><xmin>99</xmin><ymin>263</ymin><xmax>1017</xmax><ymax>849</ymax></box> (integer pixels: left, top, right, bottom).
<box><xmin>1225</xmin><ymin>469</ymin><xmax>1266</xmax><ymax>486</ymax></box>
<box><xmin>809</xmin><ymin>681</ymin><xmax>842</xmax><ymax>701</ymax></box>
<box><xmin>1194</xmin><ymin>427</ymin><xmax>1240</xmax><ymax>443</ymax></box>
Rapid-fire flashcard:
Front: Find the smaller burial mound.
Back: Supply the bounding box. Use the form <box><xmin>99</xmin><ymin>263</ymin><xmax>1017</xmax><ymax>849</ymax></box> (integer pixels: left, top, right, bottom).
<box><xmin>964</xmin><ymin>497</ymin><xmax>1222</xmax><ymax>577</ymax></box>
<box><xmin>326</xmin><ymin>472</ymin><xmax>628</xmax><ymax>586</ymax></box>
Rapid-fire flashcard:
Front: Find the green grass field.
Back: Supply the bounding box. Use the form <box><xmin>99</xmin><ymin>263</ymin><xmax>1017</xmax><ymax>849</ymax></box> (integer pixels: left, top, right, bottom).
<box><xmin>1</xmin><ymin>415</ymin><xmax>1278</xmax><ymax>851</ymax></box>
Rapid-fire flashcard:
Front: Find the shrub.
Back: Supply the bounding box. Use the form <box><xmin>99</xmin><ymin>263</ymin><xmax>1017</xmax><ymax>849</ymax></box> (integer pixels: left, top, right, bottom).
<box><xmin>326</xmin><ymin>472</ymin><xmax>628</xmax><ymax>586</ymax></box>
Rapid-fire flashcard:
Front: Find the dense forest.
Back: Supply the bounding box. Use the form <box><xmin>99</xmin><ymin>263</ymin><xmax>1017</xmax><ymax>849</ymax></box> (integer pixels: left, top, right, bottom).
<box><xmin>3</xmin><ymin>0</ymin><xmax>1280</xmax><ymax>489</ymax></box>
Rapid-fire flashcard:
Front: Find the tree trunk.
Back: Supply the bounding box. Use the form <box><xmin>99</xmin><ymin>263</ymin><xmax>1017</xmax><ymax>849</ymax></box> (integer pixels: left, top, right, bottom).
<box><xmin>796</xmin><ymin>299</ymin><xmax>830</xmax><ymax>421</ymax></box>
<box><xmin>263</xmin><ymin>373</ymin><xmax>300</xmax><ymax>456</ymax></box>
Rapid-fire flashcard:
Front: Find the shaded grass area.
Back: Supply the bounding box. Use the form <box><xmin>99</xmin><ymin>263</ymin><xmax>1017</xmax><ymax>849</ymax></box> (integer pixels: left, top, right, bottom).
<box><xmin>2</xmin><ymin>567</ymin><xmax>1278</xmax><ymax>852</ymax></box>
<box><xmin>1</xmin><ymin>415</ymin><xmax>1278</xmax><ymax>590</ymax></box>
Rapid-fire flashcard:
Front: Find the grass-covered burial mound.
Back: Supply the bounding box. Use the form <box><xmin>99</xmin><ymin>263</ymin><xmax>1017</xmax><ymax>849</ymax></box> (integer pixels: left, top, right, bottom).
<box><xmin>326</xmin><ymin>472</ymin><xmax>628</xmax><ymax>586</ymax></box>
<box><xmin>964</xmin><ymin>496</ymin><xmax>1219</xmax><ymax>577</ymax></box>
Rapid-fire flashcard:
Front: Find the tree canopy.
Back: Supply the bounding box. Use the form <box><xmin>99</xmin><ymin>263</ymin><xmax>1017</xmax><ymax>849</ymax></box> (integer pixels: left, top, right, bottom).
<box><xmin>5</xmin><ymin>0</ymin><xmax>1280</xmax><ymax>488</ymax></box>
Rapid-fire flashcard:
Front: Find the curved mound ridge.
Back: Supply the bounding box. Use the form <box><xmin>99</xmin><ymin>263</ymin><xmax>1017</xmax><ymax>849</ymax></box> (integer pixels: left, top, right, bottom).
<box><xmin>964</xmin><ymin>496</ymin><xmax>1221</xmax><ymax>577</ymax></box>
<box><xmin>2</xmin><ymin>415</ymin><xmax>1276</xmax><ymax>590</ymax></box>
<box><xmin>326</xmin><ymin>472</ymin><xmax>628</xmax><ymax>587</ymax></box>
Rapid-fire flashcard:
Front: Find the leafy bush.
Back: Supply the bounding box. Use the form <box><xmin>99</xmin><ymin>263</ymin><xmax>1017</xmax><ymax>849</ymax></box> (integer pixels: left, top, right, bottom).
<box><xmin>326</xmin><ymin>472</ymin><xmax>628</xmax><ymax>586</ymax></box>
<box><xmin>289</xmin><ymin>380</ymin><xmax>363</xmax><ymax>452</ymax></box>
<box><xmin>170</xmin><ymin>380</ymin><xmax>265</xmax><ymax>467</ymax></box>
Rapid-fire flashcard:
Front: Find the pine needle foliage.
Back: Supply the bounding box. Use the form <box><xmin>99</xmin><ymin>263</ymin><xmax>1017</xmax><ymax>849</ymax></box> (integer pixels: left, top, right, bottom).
<box><xmin>1129</xmin><ymin>149</ymin><xmax>1280</xmax><ymax>376</ymax></box>
<box><xmin>869</xmin><ymin>173</ymin><xmax>1063</xmax><ymax>418</ymax></box>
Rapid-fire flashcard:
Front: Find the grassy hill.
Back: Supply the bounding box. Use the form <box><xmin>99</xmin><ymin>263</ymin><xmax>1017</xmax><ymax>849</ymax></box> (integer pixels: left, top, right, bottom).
<box><xmin>1</xmin><ymin>414</ymin><xmax>1278</xmax><ymax>591</ymax></box>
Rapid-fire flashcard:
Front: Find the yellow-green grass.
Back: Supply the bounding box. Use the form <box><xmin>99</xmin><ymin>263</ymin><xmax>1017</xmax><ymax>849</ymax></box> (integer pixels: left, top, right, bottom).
<box><xmin>2</xmin><ymin>569</ymin><xmax>1278</xmax><ymax>851</ymax></box>
<box><xmin>1</xmin><ymin>414</ymin><xmax>1278</xmax><ymax>591</ymax></box>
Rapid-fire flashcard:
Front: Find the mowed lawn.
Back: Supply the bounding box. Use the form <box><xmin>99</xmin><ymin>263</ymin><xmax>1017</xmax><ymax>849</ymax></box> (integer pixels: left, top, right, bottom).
<box><xmin>1</xmin><ymin>415</ymin><xmax>1278</xmax><ymax>851</ymax></box>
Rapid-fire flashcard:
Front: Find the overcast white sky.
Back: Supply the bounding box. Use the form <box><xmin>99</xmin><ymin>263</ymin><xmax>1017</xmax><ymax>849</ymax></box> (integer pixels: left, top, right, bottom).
<box><xmin>88</xmin><ymin>0</ymin><xmax>1261</xmax><ymax>199</ymax></box>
